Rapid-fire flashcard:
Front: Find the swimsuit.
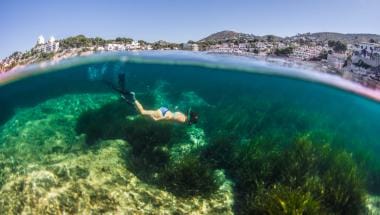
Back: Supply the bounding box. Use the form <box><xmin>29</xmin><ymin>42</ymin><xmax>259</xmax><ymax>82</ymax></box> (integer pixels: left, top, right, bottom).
<box><xmin>159</xmin><ymin>107</ymin><xmax>169</xmax><ymax>116</ymax></box>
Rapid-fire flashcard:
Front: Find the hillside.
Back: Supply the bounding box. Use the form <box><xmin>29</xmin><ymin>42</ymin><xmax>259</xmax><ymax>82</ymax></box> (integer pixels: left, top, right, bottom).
<box><xmin>198</xmin><ymin>30</ymin><xmax>257</xmax><ymax>42</ymax></box>
<box><xmin>308</xmin><ymin>32</ymin><xmax>380</xmax><ymax>43</ymax></box>
<box><xmin>199</xmin><ymin>30</ymin><xmax>380</xmax><ymax>44</ymax></box>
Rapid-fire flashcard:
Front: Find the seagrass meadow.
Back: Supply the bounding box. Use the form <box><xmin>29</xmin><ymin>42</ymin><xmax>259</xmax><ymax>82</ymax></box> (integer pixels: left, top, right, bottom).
<box><xmin>0</xmin><ymin>52</ymin><xmax>379</xmax><ymax>214</ymax></box>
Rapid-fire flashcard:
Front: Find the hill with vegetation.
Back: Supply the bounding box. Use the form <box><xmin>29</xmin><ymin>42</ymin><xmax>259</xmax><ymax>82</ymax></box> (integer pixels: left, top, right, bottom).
<box><xmin>307</xmin><ymin>32</ymin><xmax>380</xmax><ymax>43</ymax></box>
<box><xmin>199</xmin><ymin>30</ymin><xmax>380</xmax><ymax>44</ymax></box>
<box><xmin>198</xmin><ymin>30</ymin><xmax>258</xmax><ymax>43</ymax></box>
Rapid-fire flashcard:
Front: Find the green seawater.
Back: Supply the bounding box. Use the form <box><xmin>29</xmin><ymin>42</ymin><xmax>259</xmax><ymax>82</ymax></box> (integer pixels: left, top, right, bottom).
<box><xmin>0</xmin><ymin>52</ymin><xmax>379</xmax><ymax>214</ymax></box>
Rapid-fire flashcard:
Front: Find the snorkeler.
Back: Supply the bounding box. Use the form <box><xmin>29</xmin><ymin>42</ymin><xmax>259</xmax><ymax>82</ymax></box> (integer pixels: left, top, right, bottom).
<box><xmin>129</xmin><ymin>92</ymin><xmax>198</xmax><ymax>124</ymax></box>
<box><xmin>113</xmin><ymin>72</ymin><xmax>198</xmax><ymax>124</ymax></box>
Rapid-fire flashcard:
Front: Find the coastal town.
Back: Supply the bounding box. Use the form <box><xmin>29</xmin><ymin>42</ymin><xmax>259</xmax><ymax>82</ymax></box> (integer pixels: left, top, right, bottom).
<box><xmin>1</xmin><ymin>31</ymin><xmax>380</xmax><ymax>89</ymax></box>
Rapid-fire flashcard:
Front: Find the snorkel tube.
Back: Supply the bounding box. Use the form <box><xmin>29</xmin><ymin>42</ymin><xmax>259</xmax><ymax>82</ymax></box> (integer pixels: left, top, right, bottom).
<box><xmin>187</xmin><ymin>107</ymin><xmax>199</xmax><ymax>125</ymax></box>
<box><xmin>187</xmin><ymin>107</ymin><xmax>192</xmax><ymax>125</ymax></box>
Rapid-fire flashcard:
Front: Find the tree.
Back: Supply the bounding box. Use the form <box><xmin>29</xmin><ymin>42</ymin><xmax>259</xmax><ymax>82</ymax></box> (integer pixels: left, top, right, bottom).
<box><xmin>152</xmin><ymin>43</ymin><xmax>161</xmax><ymax>50</ymax></box>
<box><xmin>8</xmin><ymin>51</ymin><xmax>22</xmax><ymax>61</ymax></box>
<box><xmin>299</xmin><ymin>39</ymin><xmax>306</xmax><ymax>46</ymax></box>
<box><xmin>39</xmin><ymin>52</ymin><xmax>54</xmax><ymax>61</ymax></box>
<box><xmin>328</xmin><ymin>40</ymin><xmax>347</xmax><ymax>53</ymax></box>
<box><xmin>319</xmin><ymin>50</ymin><xmax>328</xmax><ymax>60</ymax></box>
<box><xmin>138</xmin><ymin>40</ymin><xmax>147</xmax><ymax>45</ymax></box>
<box><xmin>274</xmin><ymin>47</ymin><xmax>294</xmax><ymax>57</ymax></box>
<box><xmin>369</xmin><ymin>38</ymin><xmax>376</xmax><ymax>43</ymax></box>
<box><xmin>267</xmin><ymin>35</ymin><xmax>274</xmax><ymax>42</ymax></box>
<box><xmin>94</xmin><ymin>37</ymin><xmax>106</xmax><ymax>46</ymax></box>
<box><xmin>328</xmin><ymin>40</ymin><xmax>335</xmax><ymax>47</ymax></box>
<box><xmin>115</xmin><ymin>37</ymin><xmax>133</xmax><ymax>44</ymax></box>
<box><xmin>59</xmin><ymin>35</ymin><xmax>93</xmax><ymax>48</ymax></box>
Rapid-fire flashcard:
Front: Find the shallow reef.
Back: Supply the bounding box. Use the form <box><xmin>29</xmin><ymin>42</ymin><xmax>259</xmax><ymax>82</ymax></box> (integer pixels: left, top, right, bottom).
<box><xmin>1</xmin><ymin>87</ymin><xmax>380</xmax><ymax>214</ymax></box>
<box><xmin>0</xmin><ymin>94</ymin><xmax>233</xmax><ymax>214</ymax></box>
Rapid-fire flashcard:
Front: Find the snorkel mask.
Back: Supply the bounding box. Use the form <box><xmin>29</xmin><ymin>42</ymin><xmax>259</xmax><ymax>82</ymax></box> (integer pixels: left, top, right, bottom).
<box><xmin>187</xmin><ymin>107</ymin><xmax>199</xmax><ymax>125</ymax></box>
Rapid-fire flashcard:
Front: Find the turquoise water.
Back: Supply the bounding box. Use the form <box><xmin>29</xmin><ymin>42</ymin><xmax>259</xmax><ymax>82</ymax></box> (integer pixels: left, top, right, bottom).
<box><xmin>0</xmin><ymin>52</ymin><xmax>379</xmax><ymax>214</ymax></box>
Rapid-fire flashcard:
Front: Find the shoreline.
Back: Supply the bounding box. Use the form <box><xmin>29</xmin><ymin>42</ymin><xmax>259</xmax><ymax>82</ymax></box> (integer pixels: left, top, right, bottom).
<box><xmin>206</xmin><ymin>51</ymin><xmax>380</xmax><ymax>90</ymax></box>
<box><xmin>207</xmin><ymin>51</ymin><xmax>336</xmax><ymax>75</ymax></box>
<box><xmin>2</xmin><ymin>50</ymin><xmax>380</xmax><ymax>103</ymax></box>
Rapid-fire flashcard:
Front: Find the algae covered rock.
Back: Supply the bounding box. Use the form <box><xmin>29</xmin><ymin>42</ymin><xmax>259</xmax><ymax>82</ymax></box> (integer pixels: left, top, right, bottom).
<box><xmin>159</xmin><ymin>154</ymin><xmax>222</xmax><ymax>198</ymax></box>
<box><xmin>0</xmin><ymin>139</ymin><xmax>233</xmax><ymax>214</ymax></box>
<box><xmin>251</xmin><ymin>185</ymin><xmax>323</xmax><ymax>215</ymax></box>
<box><xmin>366</xmin><ymin>195</ymin><xmax>380</xmax><ymax>215</ymax></box>
<box><xmin>199</xmin><ymin>134</ymin><xmax>367</xmax><ymax>214</ymax></box>
<box><xmin>75</xmin><ymin>99</ymin><xmax>136</xmax><ymax>144</ymax></box>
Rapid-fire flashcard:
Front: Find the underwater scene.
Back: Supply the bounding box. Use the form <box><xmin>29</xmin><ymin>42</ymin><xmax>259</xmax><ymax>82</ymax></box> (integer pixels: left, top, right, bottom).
<box><xmin>0</xmin><ymin>52</ymin><xmax>380</xmax><ymax>214</ymax></box>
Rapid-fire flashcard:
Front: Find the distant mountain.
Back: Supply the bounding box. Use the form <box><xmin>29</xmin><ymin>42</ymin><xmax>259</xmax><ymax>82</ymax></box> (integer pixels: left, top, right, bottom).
<box><xmin>305</xmin><ymin>32</ymin><xmax>380</xmax><ymax>43</ymax></box>
<box><xmin>198</xmin><ymin>30</ymin><xmax>257</xmax><ymax>42</ymax></box>
<box><xmin>199</xmin><ymin>30</ymin><xmax>380</xmax><ymax>44</ymax></box>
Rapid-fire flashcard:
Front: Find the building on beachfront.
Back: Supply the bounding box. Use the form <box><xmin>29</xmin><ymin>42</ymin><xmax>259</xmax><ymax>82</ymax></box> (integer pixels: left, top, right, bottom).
<box><xmin>106</xmin><ymin>43</ymin><xmax>126</xmax><ymax>51</ymax></box>
<box><xmin>105</xmin><ymin>40</ymin><xmax>142</xmax><ymax>51</ymax></box>
<box><xmin>291</xmin><ymin>45</ymin><xmax>324</xmax><ymax>60</ymax></box>
<box><xmin>353</xmin><ymin>42</ymin><xmax>380</xmax><ymax>58</ymax></box>
<box><xmin>208</xmin><ymin>43</ymin><xmax>234</xmax><ymax>53</ymax></box>
<box><xmin>253</xmin><ymin>42</ymin><xmax>271</xmax><ymax>55</ymax></box>
<box><xmin>357</xmin><ymin>43</ymin><xmax>378</xmax><ymax>51</ymax></box>
<box><xmin>143</xmin><ymin>44</ymin><xmax>153</xmax><ymax>50</ymax></box>
<box><xmin>183</xmin><ymin>43</ymin><xmax>199</xmax><ymax>51</ymax></box>
<box><xmin>351</xmin><ymin>42</ymin><xmax>380</xmax><ymax>67</ymax></box>
<box><xmin>238</xmin><ymin>43</ymin><xmax>250</xmax><ymax>51</ymax></box>
<box><xmin>327</xmin><ymin>53</ymin><xmax>347</xmax><ymax>70</ymax></box>
<box><xmin>352</xmin><ymin>54</ymin><xmax>380</xmax><ymax>68</ymax></box>
<box><xmin>33</xmin><ymin>35</ymin><xmax>60</xmax><ymax>53</ymax></box>
<box><xmin>125</xmin><ymin>40</ymin><xmax>140</xmax><ymax>50</ymax></box>
<box><xmin>275</xmin><ymin>42</ymin><xmax>287</xmax><ymax>49</ymax></box>
<box><xmin>191</xmin><ymin>44</ymin><xmax>199</xmax><ymax>51</ymax></box>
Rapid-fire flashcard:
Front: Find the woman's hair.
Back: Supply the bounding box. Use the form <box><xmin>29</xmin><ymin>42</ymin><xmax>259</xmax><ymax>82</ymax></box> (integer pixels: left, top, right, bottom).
<box><xmin>187</xmin><ymin>110</ymin><xmax>199</xmax><ymax>125</ymax></box>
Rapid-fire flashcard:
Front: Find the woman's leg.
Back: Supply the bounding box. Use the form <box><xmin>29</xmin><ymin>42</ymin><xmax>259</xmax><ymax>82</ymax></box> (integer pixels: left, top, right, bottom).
<box><xmin>134</xmin><ymin>100</ymin><xmax>156</xmax><ymax>116</ymax></box>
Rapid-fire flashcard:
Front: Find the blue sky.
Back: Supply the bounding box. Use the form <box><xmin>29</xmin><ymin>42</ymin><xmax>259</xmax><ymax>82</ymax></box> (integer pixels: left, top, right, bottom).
<box><xmin>1</xmin><ymin>0</ymin><xmax>380</xmax><ymax>58</ymax></box>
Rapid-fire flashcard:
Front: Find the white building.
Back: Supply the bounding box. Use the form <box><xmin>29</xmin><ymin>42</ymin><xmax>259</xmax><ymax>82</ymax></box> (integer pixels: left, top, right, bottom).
<box><xmin>34</xmin><ymin>35</ymin><xmax>60</xmax><ymax>53</ymax></box>
<box><xmin>191</xmin><ymin>44</ymin><xmax>199</xmax><ymax>51</ymax></box>
<box><xmin>292</xmin><ymin>45</ymin><xmax>324</xmax><ymax>60</ymax></box>
<box><xmin>125</xmin><ymin>40</ymin><xmax>140</xmax><ymax>50</ymax></box>
<box><xmin>37</xmin><ymin>35</ymin><xmax>45</xmax><ymax>45</ymax></box>
<box><xmin>106</xmin><ymin>43</ymin><xmax>126</xmax><ymax>51</ymax></box>
<box><xmin>255</xmin><ymin>42</ymin><xmax>271</xmax><ymax>53</ymax></box>
<box><xmin>106</xmin><ymin>40</ymin><xmax>141</xmax><ymax>51</ymax></box>
<box><xmin>351</xmin><ymin>42</ymin><xmax>380</xmax><ymax>67</ymax></box>
<box><xmin>238</xmin><ymin>43</ymin><xmax>250</xmax><ymax>51</ymax></box>
<box><xmin>357</xmin><ymin>43</ymin><xmax>379</xmax><ymax>51</ymax></box>
<box><xmin>145</xmin><ymin>45</ymin><xmax>153</xmax><ymax>50</ymax></box>
<box><xmin>327</xmin><ymin>54</ymin><xmax>346</xmax><ymax>70</ymax></box>
<box><xmin>353</xmin><ymin>42</ymin><xmax>380</xmax><ymax>58</ymax></box>
<box><xmin>276</xmin><ymin>42</ymin><xmax>287</xmax><ymax>49</ymax></box>
<box><xmin>183</xmin><ymin>43</ymin><xmax>199</xmax><ymax>51</ymax></box>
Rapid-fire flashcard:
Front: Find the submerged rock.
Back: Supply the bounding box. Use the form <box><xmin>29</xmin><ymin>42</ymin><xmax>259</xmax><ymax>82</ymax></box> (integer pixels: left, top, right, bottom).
<box><xmin>0</xmin><ymin>140</ymin><xmax>233</xmax><ymax>214</ymax></box>
<box><xmin>366</xmin><ymin>195</ymin><xmax>380</xmax><ymax>215</ymax></box>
